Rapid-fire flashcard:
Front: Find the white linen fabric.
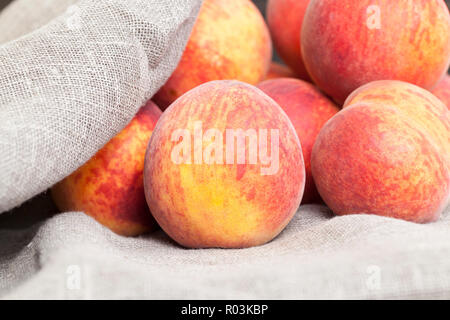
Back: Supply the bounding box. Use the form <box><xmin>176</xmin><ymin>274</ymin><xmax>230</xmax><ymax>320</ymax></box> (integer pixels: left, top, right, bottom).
<box><xmin>0</xmin><ymin>0</ymin><xmax>449</xmax><ymax>300</ymax></box>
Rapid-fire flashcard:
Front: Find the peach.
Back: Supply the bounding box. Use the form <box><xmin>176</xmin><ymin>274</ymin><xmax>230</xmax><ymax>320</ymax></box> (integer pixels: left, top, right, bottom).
<box><xmin>52</xmin><ymin>100</ymin><xmax>162</xmax><ymax>236</ymax></box>
<box><xmin>153</xmin><ymin>0</ymin><xmax>272</xmax><ymax>110</ymax></box>
<box><xmin>258</xmin><ymin>78</ymin><xmax>338</xmax><ymax>203</ymax></box>
<box><xmin>266</xmin><ymin>0</ymin><xmax>311</xmax><ymax>80</ymax></box>
<box><xmin>312</xmin><ymin>80</ymin><xmax>450</xmax><ymax>223</ymax></box>
<box><xmin>144</xmin><ymin>80</ymin><xmax>305</xmax><ymax>248</ymax></box>
<box><xmin>344</xmin><ymin>80</ymin><xmax>450</xmax><ymax>163</ymax></box>
<box><xmin>301</xmin><ymin>0</ymin><xmax>450</xmax><ymax>104</ymax></box>
<box><xmin>431</xmin><ymin>74</ymin><xmax>450</xmax><ymax>109</ymax></box>
<box><xmin>263</xmin><ymin>62</ymin><xmax>296</xmax><ymax>80</ymax></box>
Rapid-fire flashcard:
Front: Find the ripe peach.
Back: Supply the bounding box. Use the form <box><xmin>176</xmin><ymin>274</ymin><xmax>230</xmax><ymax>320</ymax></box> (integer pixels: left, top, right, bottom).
<box><xmin>431</xmin><ymin>74</ymin><xmax>450</xmax><ymax>109</ymax></box>
<box><xmin>344</xmin><ymin>80</ymin><xmax>450</xmax><ymax>164</ymax></box>
<box><xmin>144</xmin><ymin>80</ymin><xmax>305</xmax><ymax>248</ymax></box>
<box><xmin>312</xmin><ymin>80</ymin><xmax>450</xmax><ymax>223</ymax></box>
<box><xmin>263</xmin><ymin>62</ymin><xmax>296</xmax><ymax>80</ymax></box>
<box><xmin>52</xmin><ymin>100</ymin><xmax>162</xmax><ymax>236</ymax></box>
<box><xmin>266</xmin><ymin>0</ymin><xmax>311</xmax><ymax>80</ymax></box>
<box><xmin>153</xmin><ymin>0</ymin><xmax>272</xmax><ymax>110</ymax></box>
<box><xmin>258</xmin><ymin>78</ymin><xmax>338</xmax><ymax>204</ymax></box>
<box><xmin>302</xmin><ymin>0</ymin><xmax>450</xmax><ymax>104</ymax></box>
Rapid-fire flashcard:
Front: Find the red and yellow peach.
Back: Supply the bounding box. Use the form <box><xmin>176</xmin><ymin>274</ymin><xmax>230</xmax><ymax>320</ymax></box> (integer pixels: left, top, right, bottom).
<box><xmin>264</xmin><ymin>62</ymin><xmax>296</xmax><ymax>81</ymax></box>
<box><xmin>52</xmin><ymin>100</ymin><xmax>162</xmax><ymax>236</ymax></box>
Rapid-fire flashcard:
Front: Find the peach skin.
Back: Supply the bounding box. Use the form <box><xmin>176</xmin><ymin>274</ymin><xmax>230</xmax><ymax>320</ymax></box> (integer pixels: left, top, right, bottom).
<box><xmin>312</xmin><ymin>80</ymin><xmax>450</xmax><ymax>223</ymax></box>
<box><xmin>263</xmin><ymin>62</ymin><xmax>296</xmax><ymax>81</ymax></box>
<box><xmin>344</xmin><ymin>80</ymin><xmax>450</xmax><ymax>165</ymax></box>
<box><xmin>266</xmin><ymin>0</ymin><xmax>311</xmax><ymax>80</ymax></box>
<box><xmin>144</xmin><ymin>80</ymin><xmax>305</xmax><ymax>248</ymax></box>
<box><xmin>431</xmin><ymin>74</ymin><xmax>450</xmax><ymax>109</ymax></box>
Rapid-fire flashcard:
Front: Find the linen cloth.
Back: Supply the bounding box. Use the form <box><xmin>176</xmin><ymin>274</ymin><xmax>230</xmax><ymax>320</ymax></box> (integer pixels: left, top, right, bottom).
<box><xmin>1</xmin><ymin>0</ymin><xmax>450</xmax><ymax>300</ymax></box>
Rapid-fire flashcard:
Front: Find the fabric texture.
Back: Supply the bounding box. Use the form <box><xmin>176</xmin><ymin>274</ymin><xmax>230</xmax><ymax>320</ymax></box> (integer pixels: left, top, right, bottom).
<box><xmin>1</xmin><ymin>0</ymin><xmax>450</xmax><ymax>300</ymax></box>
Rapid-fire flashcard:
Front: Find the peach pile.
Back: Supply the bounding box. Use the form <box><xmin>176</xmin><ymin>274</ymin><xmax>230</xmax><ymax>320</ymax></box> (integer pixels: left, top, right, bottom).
<box><xmin>50</xmin><ymin>1</ymin><xmax>450</xmax><ymax>248</ymax></box>
<box><xmin>301</xmin><ymin>0</ymin><xmax>450</xmax><ymax>104</ymax></box>
<box><xmin>312</xmin><ymin>81</ymin><xmax>449</xmax><ymax>223</ymax></box>
<box><xmin>52</xmin><ymin>101</ymin><xmax>162</xmax><ymax>236</ymax></box>
<box><xmin>153</xmin><ymin>0</ymin><xmax>272</xmax><ymax>110</ymax></box>
<box><xmin>144</xmin><ymin>81</ymin><xmax>305</xmax><ymax>248</ymax></box>
<box><xmin>258</xmin><ymin>78</ymin><xmax>338</xmax><ymax>204</ymax></box>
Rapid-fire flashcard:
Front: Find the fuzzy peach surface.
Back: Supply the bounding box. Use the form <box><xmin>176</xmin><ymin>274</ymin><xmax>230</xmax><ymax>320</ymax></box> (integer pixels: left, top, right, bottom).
<box><xmin>312</xmin><ymin>80</ymin><xmax>450</xmax><ymax>223</ymax></box>
<box><xmin>52</xmin><ymin>101</ymin><xmax>162</xmax><ymax>236</ymax></box>
<box><xmin>153</xmin><ymin>0</ymin><xmax>272</xmax><ymax>110</ymax></box>
<box><xmin>144</xmin><ymin>80</ymin><xmax>305</xmax><ymax>248</ymax></box>
<box><xmin>302</xmin><ymin>0</ymin><xmax>450</xmax><ymax>104</ymax></box>
<box><xmin>258</xmin><ymin>78</ymin><xmax>338</xmax><ymax>204</ymax></box>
